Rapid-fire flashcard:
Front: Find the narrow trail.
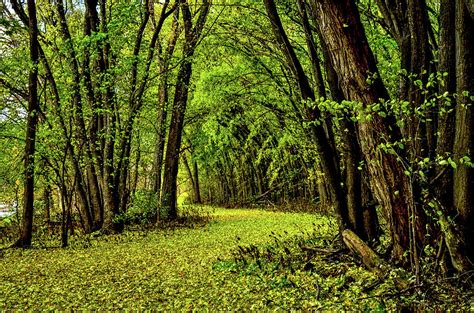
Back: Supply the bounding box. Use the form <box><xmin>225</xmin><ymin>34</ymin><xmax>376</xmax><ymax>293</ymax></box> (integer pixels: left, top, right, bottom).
<box><xmin>0</xmin><ymin>208</ymin><xmax>324</xmax><ymax>310</ymax></box>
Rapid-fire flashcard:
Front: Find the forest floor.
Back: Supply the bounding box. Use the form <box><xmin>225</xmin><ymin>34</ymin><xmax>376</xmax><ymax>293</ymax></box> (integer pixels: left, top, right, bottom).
<box><xmin>0</xmin><ymin>207</ymin><xmax>472</xmax><ymax>310</ymax></box>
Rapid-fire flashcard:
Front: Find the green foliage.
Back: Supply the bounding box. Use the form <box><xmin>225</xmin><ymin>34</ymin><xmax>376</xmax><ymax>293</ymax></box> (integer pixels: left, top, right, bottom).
<box><xmin>121</xmin><ymin>190</ymin><xmax>158</xmax><ymax>226</ymax></box>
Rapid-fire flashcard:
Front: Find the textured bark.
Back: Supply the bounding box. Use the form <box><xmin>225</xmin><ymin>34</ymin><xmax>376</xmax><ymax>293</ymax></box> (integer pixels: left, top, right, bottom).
<box><xmin>16</xmin><ymin>0</ymin><xmax>39</xmax><ymax>248</ymax></box>
<box><xmin>341</xmin><ymin>121</ymin><xmax>364</xmax><ymax>238</ymax></box>
<box><xmin>342</xmin><ymin>229</ymin><xmax>386</xmax><ymax>278</ymax></box>
<box><xmin>311</xmin><ymin>0</ymin><xmax>421</xmax><ymax>262</ymax></box>
<box><xmin>453</xmin><ymin>0</ymin><xmax>474</xmax><ymax>264</ymax></box>
<box><xmin>152</xmin><ymin>11</ymin><xmax>180</xmax><ymax>196</ymax></box>
<box><xmin>435</xmin><ymin>0</ymin><xmax>457</xmax><ymax>212</ymax></box>
<box><xmin>55</xmin><ymin>0</ymin><xmax>95</xmax><ymax>233</ymax></box>
<box><xmin>375</xmin><ymin>0</ymin><xmax>434</xmax><ymax>157</ymax></box>
<box><xmin>160</xmin><ymin>0</ymin><xmax>210</xmax><ymax>221</ymax></box>
<box><xmin>311</xmin><ymin>4</ymin><xmax>376</xmax><ymax>241</ymax></box>
<box><xmin>263</xmin><ymin>0</ymin><xmax>349</xmax><ymax>231</ymax></box>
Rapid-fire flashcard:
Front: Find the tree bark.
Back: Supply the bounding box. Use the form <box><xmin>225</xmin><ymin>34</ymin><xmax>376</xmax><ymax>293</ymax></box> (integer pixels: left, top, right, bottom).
<box><xmin>263</xmin><ymin>0</ymin><xmax>349</xmax><ymax>232</ymax></box>
<box><xmin>309</xmin><ymin>3</ymin><xmax>377</xmax><ymax>241</ymax></box>
<box><xmin>435</xmin><ymin>0</ymin><xmax>457</xmax><ymax>213</ymax></box>
<box><xmin>311</xmin><ymin>0</ymin><xmax>422</xmax><ymax>263</ymax></box>
<box><xmin>152</xmin><ymin>10</ymin><xmax>180</xmax><ymax>197</ymax></box>
<box><xmin>160</xmin><ymin>0</ymin><xmax>210</xmax><ymax>221</ymax></box>
<box><xmin>342</xmin><ymin>229</ymin><xmax>386</xmax><ymax>278</ymax></box>
<box><xmin>16</xmin><ymin>0</ymin><xmax>40</xmax><ymax>248</ymax></box>
<box><xmin>453</xmin><ymin>0</ymin><xmax>474</xmax><ymax>264</ymax></box>
<box><xmin>192</xmin><ymin>159</ymin><xmax>202</xmax><ymax>204</ymax></box>
<box><xmin>375</xmin><ymin>0</ymin><xmax>434</xmax><ymax>157</ymax></box>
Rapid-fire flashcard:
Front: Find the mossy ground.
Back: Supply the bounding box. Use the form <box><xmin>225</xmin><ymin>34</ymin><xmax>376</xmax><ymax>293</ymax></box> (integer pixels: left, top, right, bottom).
<box><xmin>0</xmin><ymin>207</ymin><xmax>472</xmax><ymax>310</ymax></box>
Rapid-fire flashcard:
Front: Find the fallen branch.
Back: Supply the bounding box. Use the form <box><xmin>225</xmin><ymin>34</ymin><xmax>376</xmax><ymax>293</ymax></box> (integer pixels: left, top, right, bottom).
<box><xmin>342</xmin><ymin>229</ymin><xmax>386</xmax><ymax>278</ymax></box>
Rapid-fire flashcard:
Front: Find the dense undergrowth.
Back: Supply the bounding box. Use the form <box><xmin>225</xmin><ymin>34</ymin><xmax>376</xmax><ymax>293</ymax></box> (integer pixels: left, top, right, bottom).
<box><xmin>0</xmin><ymin>207</ymin><xmax>472</xmax><ymax>310</ymax></box>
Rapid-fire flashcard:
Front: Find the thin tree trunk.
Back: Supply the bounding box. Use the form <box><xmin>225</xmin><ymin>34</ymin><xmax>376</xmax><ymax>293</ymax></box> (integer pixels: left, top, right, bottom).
<box><xmin>160</xmin><ymin>0</ymin><xmax>209</xmax><ymax>221</ymax></box>
<box><xmin>263</xmin><ymin>0</ymin><xmax>349</xmax><ymax>232</ymax></box>
<box><xmin>182</xmin><ymin>153</ymin><xmax>196</xmax><ymax>202</ymax></box>
<box><xmin>152</xmin><ymin>11</ymin><xmax>180</xmax><ymax>197</ymax></box>
<box><xmin>43</xmin><ymin>184</ymin><xmax>52</xmax><ymax>232</ymax></box>
<box><xmin>192</xmin><ymin>159</ymin><xmax>202</xmax><ymax>204</ymax></box>
<box><xmin>15</xmin><ymin>0</ymin><xmax>39</xmax><ymax>248</ymax></box>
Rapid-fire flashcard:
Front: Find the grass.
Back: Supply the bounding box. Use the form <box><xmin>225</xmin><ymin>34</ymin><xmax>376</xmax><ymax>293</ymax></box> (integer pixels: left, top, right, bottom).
<box><xmin>0</xmin><ymin>207</ymin><xmax>472</xmax><ymax>310</ymax></box>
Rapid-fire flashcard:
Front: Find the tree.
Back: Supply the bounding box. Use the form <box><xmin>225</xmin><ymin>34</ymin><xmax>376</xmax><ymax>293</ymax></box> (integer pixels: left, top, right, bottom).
<box><xmin>263</xmin><ymin>0</ymin><xmax>350</xmax><ymax>233</ymax></box>
<box><xmin>452</xmin><ymin>0</ymin><xmax>474</xmax><ymax>267</ymax></box>
<box><xmin>15</xmin><ymin>0</ymin><xmax>39</xmax><ymax>248</ymax></box>
<box><xmin>310</xmin><ymin>0</ymin><xmax>423</xmax><ymax>265</ymax></box>
<box><xmin>160</xmin><ymin>0</ymin><xmax>210</xmax><ymax>221</ymax></box>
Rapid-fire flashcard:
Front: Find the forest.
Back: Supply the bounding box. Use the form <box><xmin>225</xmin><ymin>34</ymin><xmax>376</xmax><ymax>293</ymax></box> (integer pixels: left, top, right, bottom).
<box><xmin>0</xmin><ymin>0</ymin><xmax>473</xmax><ymax>310</ymax></box>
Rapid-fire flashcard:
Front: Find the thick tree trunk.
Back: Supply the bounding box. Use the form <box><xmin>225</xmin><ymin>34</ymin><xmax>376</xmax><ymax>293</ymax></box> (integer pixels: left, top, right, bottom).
<box><xmin>311</xmin><ymin>7</ymin><xmax>376</xmax><ymax>241</ymax></box>
<box><xmin>16</xmin><ymin>0</ymin><xmax>39</xmax><ymax>248</ymax></box>
<box><xmin>435</xmin><ymin>0</ymin><xmax>457</xmax><ymax>213</ymax></box>
<box><xmin>453</xmin><ymin>0</ymin><xmax>474</xmax><ymax>264</ymax></box>
<box><xmin>160</xmin><ymin>59</ymin><xmax>192</xmax><ymax>220</ymax></box>
<box><xmin>311</xmin><ymin>0</ymin><xmax>423</xmax><ymax>263</ymax></box>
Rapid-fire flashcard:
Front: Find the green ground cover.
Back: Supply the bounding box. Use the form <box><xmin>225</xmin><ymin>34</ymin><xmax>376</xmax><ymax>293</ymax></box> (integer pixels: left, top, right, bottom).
<box><xmin>0</xmin><ymin>208</ymin><xmax>471</xmax><ymax>310</ymax></box>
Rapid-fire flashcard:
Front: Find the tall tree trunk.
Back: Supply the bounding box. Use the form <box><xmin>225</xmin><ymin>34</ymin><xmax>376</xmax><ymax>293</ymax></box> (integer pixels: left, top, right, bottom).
<box><xmin>55</xmin><ymin>0</ymin><xmax>96</xmax><ymax>233</ymax></box>
<box><xmin>104</xmin><ymin>0</ymin><xmax>175</xmax><ymax>231</ymax></box>
<box><xmin>152</xmin><ymin>81</ymin><xmax>169</xmax><ymax>196</ymax></box>
<box><xmin>16</xmin><ymin>0</ymin><xmax>39</xmax><ymax>248</ymax></box>
<box><xmin>263</xmin><ymin>0</ymin><xmax>349</xmax><ymax>232</ymax></box>
<box><xmin>311</xmin><ymin>0</ymin><xmax>423</xmax><ymax>264</ymax></box>
<box><xmin>160</xmin><ymin>0</ymin><xmax>209</xmax><ymax>221</ymax></box>
<box><xmin>152</xmin><ymin>11</ymin><xmax>180</xmax><ymax>195</ymax></box>
<box><xmin>83</xmin><ymin>0</ymin><xmax>104</xmax><ymax>231</ymax></box>
<box><xmin>309</xmin><ymin>3</ymin><xmax>375</xmax><ymax>240</ymax></box>
<box><xmin>435</xmin><ymin>0</ymin><xmax>457</xmax><ymax>213</ymax></box>
<box><xmin>160</xmin><ymin>58</ymin><xmax>193</xmax><ymax>220</ymax></box>
<box><xmin>452</xmin><ymin>0</ymin><xmax>474</xmax><ymax>266</ymax></box>
<box><xmin>375</xmin><ymin>0</ymin><xmax>434</xmax><ymax>157</ymax></box>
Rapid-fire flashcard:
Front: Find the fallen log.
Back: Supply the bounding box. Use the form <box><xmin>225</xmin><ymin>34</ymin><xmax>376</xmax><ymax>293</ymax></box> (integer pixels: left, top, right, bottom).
<box><xmin>342</xmin><ymin>229</ymin><xmax>386</xmax><ymax>278</ymax></box>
